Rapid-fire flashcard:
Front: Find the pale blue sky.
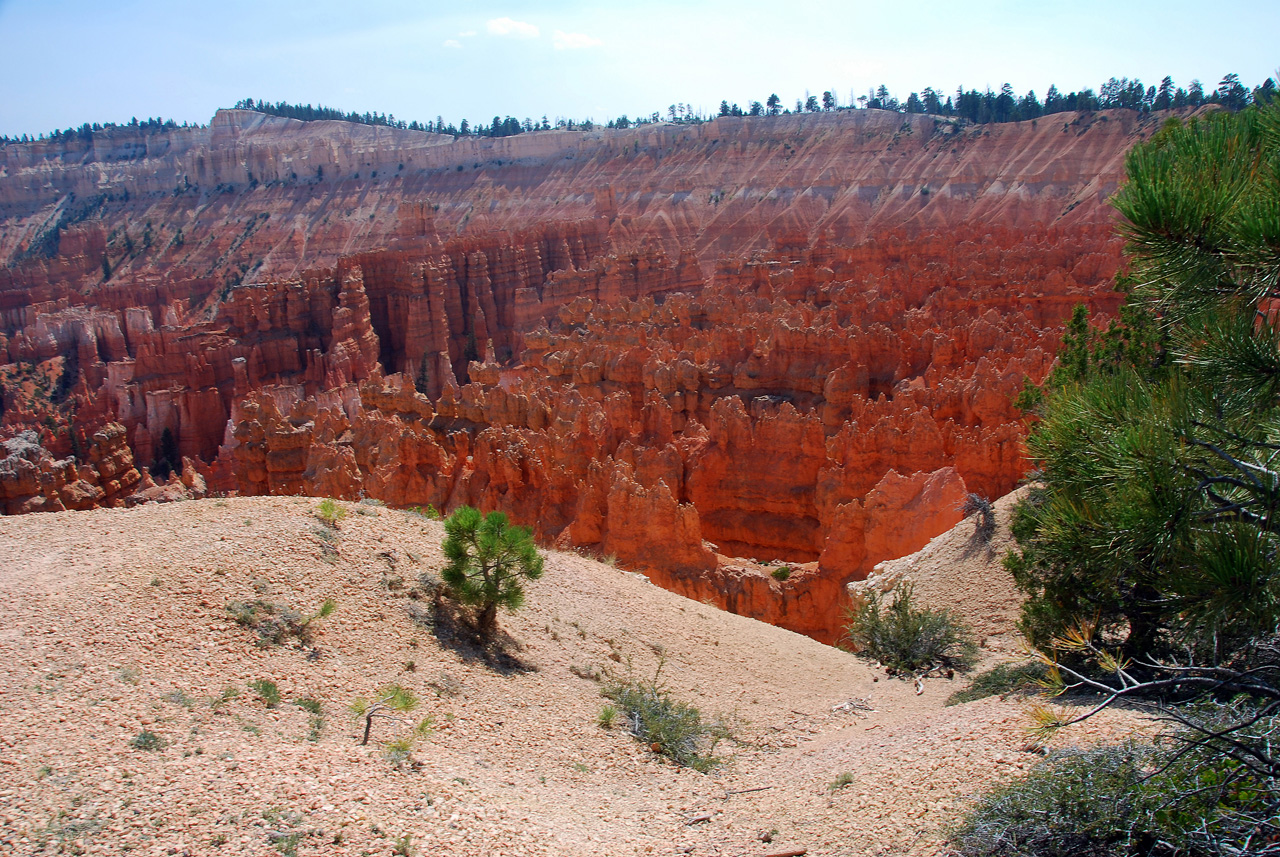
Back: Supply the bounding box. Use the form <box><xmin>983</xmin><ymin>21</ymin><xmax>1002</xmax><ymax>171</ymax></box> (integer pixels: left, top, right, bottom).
<box><xmin>1</xmin><ymin>0</ymin><xmax>1277</xmax><ymax>137</ymax></box>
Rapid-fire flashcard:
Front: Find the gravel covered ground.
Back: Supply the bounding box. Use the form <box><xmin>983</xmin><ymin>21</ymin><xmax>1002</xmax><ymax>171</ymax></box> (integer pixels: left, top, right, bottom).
<box><xmin>0</xmin><ymin>496</ymin><xmax>1144</xmax><ymax>856</ymax></box>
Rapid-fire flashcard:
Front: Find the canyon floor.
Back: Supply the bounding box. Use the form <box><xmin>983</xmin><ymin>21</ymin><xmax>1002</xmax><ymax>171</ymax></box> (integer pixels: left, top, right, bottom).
<box><xmin>0</xmin><ymin>495</ymin><xmax>1144</xmax><ymax>857</ymax></box>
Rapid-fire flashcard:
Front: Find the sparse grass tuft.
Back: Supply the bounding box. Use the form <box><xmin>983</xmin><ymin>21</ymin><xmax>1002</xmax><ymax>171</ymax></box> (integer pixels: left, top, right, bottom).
<box><xmin>428</xmin><ymin>672</ymin><xmax>462</xmax><ymax>697</ymax></box>
<box><xmin>829</xmin><ymin>771</ymin><xmax>855</xmax><ymax>792</ymax></box>
<box><xmin>383</xmin><ymin>736</ymin><xmax>414</xmax><ymax>766</ymax></box>
<box><xmin>569</xmin><ymin>663</ymin><xmax>602</xmax><ymax>682</ymax></box>
<box><xmin>293</xmin><ymin>697</ymin><xmax>322</xmax><ymax>715</ymax></box>
<box><xmin>597</xmin><ymin>703</ymin><xmax>617</xmax><ymax>728</ymax></box>
<box><xmin>249</xmin><ymin>678</ymin><xmax>282</xmax><ymax>708</ymax></box>
<box><xmin>311</xmin><ymin>526</ymin><xmax>340</xmax><ymax>562</ymax></box>
<box><xmin>946</xmin><ymin>661</ymin><xmax>1048</xmax><ymax>706</ymax></box>
<box><xmin>294</xmin><ymin>698</ymin><xmax>325</xmax><ymax>740</ymax></box>
<box><xmin>311</xmin><ymin>526</ymin><xmax>337</xmax><ymax>544</ymax></box>
<box><xmin>379</xmin><ymin>716</ymin><xmax>433</xmax><ymax>767</ymax></box>
<box><xmin>409</xmin><ymin>504</ymin><xmax>441</xmax><ymax>520</ymax></box>
<box><xmin>209</xmin><ymin>685</ymin><xmax>240</xmax><ymax>710</ymax></box>
<box><xmin>269</xmin><ymin>829</ymin><xmax>303</xmax><ymax>857</ymax></box>
<box><xmin>306</xmin><ymin>715</ymin><xmax>324</xmax><ymax>741</ymax></box>
<box><xmin>315</xmin><ymin>498</ymin><xmax>346</xmax><ymax>527</ymax></box>
<box><xmin>226</xmin><ymin>597</ymin><xmax>335</xmax><ymax>647</ymax></box>
<box><xmin>130</xmin><ymin>729</ymin><xmax>167</xmax><ymax>751</ymax></box>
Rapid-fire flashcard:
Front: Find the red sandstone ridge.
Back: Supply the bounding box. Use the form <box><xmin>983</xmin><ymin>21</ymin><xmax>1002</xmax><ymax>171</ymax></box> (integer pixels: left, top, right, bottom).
<box><xmin>0</xmin><ymin>107</ymin><xmax>1156</xmax><ymax>641</ymax></box>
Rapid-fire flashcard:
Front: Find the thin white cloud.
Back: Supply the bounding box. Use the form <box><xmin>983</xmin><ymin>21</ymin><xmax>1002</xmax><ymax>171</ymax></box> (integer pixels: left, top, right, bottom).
<box><xmin>443</xmin><ymin>38</ymin><xmax>462</xmax><ymax>49</ymax></box>
<box><xmin>487</xmin><ymin>17</ymin><xmax>539</xmax><ymax>39</ymax></box>
<box><xmin>553</xmin><ymin>30</ymin><xmax>602</xmax><ymax>50</ymax></box>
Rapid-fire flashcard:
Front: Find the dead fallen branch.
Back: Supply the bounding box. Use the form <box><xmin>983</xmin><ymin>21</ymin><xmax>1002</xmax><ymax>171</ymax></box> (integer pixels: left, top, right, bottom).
<box><xmin>831</xmin><ymin>697</ymin><xmax>874</xmax><ymax>716</ymax></box>
<box><xmin>720</xmin><ymin>785</ymin><xmax>774</xmax><ymax>799</ymax></box>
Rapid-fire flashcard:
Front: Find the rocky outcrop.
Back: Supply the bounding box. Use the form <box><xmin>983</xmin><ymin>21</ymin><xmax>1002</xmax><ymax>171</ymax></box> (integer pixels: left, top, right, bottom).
<box><xmin>195</xmin><ymin>219</ymin><xmax>1117</xmax><ymax>641</ymax></box>
<box><xmin>0</xmin><ymin>107</ymin><xmax>1157</xmax><ymax>639</ymax></box>
<box><xmin>0</xmin><ymin>423</ymin><xmax>140</xmax><ymax>514</ymax></box>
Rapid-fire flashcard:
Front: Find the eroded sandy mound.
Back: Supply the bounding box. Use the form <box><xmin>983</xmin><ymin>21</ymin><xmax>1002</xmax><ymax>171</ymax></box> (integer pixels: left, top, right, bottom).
<box><xmin>857</xmin><ymin>488</ymin><xmax>1029</xmax><ymax>651</ymax></box>
<box><xmin>0</xmin><ymin>496</ymin><xmax>1137</xmax><ymax>856</ymax></box>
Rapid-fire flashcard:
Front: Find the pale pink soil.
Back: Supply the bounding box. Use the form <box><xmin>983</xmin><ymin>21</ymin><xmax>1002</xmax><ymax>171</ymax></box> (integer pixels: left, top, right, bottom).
<box><xmin>0</xmin><ymin>496</ymin><xmax>1144</xmax><ymax>856</ymax></box>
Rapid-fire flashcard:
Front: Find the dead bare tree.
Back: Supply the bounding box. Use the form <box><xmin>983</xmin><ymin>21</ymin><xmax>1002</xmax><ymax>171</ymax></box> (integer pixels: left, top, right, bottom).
<box><xmin>960</xmin><ymin>493</ymin><xmax>995</xmax><ymax>543</ymax></box>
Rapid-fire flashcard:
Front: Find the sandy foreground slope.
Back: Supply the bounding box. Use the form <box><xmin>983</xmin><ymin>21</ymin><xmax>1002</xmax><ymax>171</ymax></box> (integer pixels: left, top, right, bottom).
<box><xmin>0</xmin><ymin>496</ymin><xmax>1143</xmax><ymax>857</ymax></box>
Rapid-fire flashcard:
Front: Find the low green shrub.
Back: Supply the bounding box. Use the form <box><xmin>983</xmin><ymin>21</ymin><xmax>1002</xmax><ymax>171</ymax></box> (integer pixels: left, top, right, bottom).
<box><xmin>952</xmin><ymin>705</ymin><xmax>1280</xmax><ymax>857</ymax></box>
<box><xmin>953</xmin><ymin>742</ymin><xmax>1154</xmax><ymax>857</ymax></box>
<box><xmin>770</xmin><ymin>566</ymin><xmax>791</xmax><ymax>581</ymax></box>
<box><xmin>602</xmin><ymin>666</ymin><xmax>730</xmax><ymax>772</ymax></box>
<box><xmin>226</xmin><ymin>597</ymin><xmax>335</xmax><ymax>647</ymax></box>
<box><xmin>946</xmin><ymin>661</ymin><xmax>1047</xmax><ymax>706</ymax></box>
<box><xmin>842</xmin><ymin>581</ymin><xmax>977</xmax><ymax>675</ymax></box>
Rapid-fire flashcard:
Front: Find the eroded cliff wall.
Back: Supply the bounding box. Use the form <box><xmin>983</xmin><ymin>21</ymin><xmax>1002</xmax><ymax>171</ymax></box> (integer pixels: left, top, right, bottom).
<box><xmin>0</xmin><ymin>107</ymin><xmax>1153</xmax><ymax>641</ymax></box>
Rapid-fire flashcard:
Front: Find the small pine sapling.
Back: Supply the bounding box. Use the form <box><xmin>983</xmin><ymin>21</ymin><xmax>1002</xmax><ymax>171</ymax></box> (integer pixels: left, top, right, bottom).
<box><xmin>440</xmin><ymin>506</ymin><xmax>544</xmax><ymax>636</ymax></box>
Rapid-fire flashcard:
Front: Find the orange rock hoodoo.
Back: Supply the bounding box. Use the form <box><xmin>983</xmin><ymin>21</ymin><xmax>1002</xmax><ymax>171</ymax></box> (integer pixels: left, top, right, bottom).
<box><xmin>0</xmin><ymin>107</ymin><xmax>1152</xmax><ymax>641</ymax></box>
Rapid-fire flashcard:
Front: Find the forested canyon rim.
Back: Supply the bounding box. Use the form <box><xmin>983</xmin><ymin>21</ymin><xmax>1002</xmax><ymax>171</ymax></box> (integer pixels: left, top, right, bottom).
<box><xmin>0</xmin><ymin>106</ymin><xmax>1154</xmax><ymax>641</ymax></box>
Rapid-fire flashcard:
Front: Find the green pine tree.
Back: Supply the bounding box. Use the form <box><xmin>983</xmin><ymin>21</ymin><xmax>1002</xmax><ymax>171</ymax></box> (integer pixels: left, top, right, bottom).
<box><xmin>440</xmin><ymin>507</ymin><xmax>544</xmax><ymax>636</ymax></box>
<box><xmin>1009</xmin><ymin>103</ymin><xmax>1280</xmax><ymax>661</ymax></box>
